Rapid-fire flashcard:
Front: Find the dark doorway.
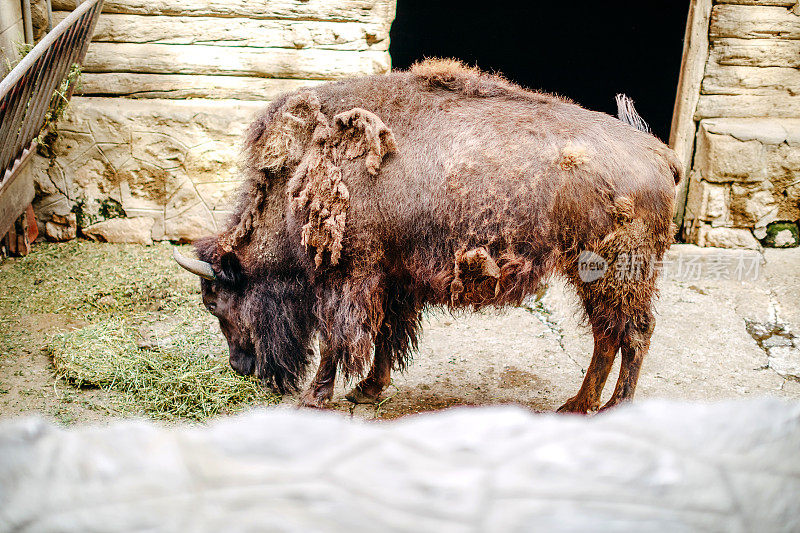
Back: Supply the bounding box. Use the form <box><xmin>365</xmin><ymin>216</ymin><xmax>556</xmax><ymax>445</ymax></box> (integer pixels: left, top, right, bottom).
<box><xmin>390</xmin><ymin>1</ymin><xmax>687</xmax><ymax>143</ymax></box>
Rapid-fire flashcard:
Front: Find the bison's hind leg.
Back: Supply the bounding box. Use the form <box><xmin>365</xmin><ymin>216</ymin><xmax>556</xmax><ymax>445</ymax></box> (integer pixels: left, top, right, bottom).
<box><xmin>557</xmin><ymin>318</ymin><xmax>622</xmax><ymax>414</ymax></box>
<box><xmin>600</xmin><ymin>309</ymin><xmax>655</xmax><ymax>411</ymax></box>
<box><xmin>557</xmin><ymin>299</ymin><xmax>655</xmax><ymax>414</ymax></box>
<box><xmin>558</xmin><ymin>239</ymin><xmax>663</xmax><ymax>414</ymax></box>
<box><xmin>346</xmin><ymin>285</ymin><xmax>421</xmax><ymax>404</ymax></box>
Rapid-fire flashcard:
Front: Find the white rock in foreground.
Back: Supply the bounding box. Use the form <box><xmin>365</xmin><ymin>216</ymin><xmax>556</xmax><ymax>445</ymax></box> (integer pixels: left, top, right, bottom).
<box><xmin>1</xmin><ymin>400</ymin><xmax>799</xmax><ymax>532</ymax></box>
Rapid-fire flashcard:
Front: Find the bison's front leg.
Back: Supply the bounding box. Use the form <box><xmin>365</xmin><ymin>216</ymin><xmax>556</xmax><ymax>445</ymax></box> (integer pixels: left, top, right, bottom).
<box><xmin>298</xmin><ymin>339</ymin><xmax>337</xmax><ymax>409</ymax></box>
<box><xmin>345</xmin><ymin>341</ymin><xmax>391</xmax><ymax>404</ymax></box>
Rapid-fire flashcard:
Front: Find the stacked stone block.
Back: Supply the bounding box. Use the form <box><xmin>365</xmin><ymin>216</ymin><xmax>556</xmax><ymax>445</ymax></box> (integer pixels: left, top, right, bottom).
<box><xmin>684</xmin><ymin>0</ymin><xmax>800</xmax><ymax>248</ymax></box>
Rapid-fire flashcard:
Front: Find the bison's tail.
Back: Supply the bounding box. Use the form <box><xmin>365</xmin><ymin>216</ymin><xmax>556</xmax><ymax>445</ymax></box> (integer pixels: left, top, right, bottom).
<box><xmin>615</xmin><ymin>94</ymin><xmax>683</xmax><ymax>185</ymax></box>
<box><xmin>615</xmin><ymin>94</ymin><xmax>651</xmax><ymax>134</ymax></box>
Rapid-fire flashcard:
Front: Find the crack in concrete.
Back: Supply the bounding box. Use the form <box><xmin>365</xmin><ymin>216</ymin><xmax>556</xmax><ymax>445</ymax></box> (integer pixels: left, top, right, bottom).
<box><xmin>522</xmin><ymin>291</ymin><xmax>583</xmax><ymax>371</ymax></box>
<box><xmin>744</xmin><ymin>290</ymin><xmax>800</xmax><ymax>382</ymax></box>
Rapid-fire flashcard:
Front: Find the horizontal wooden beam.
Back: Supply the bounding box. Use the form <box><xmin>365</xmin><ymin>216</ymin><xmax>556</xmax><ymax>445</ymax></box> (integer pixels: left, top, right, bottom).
<box><xmin>710</xmin><ymin>4</ymin><xmax>800</xmax><ymax>40</ymax></box>
<box><xmin>82</xmin><ymin>43</ymin><xmax>391</xmax><ymax>79</ymax></box>
<box><xmin>53</xmin><ymin>12</ymin><xmax>389</xmax><ymax>50</ymax></box>
<box><xmin>52</xmin><ymin>0</ymin><xmax>396</xmax><ymax>24</ymax></box>
<box><xmin>77</xmin><ymin>73</ymin><xmax>324</xmax><ymax>100</ymax></box>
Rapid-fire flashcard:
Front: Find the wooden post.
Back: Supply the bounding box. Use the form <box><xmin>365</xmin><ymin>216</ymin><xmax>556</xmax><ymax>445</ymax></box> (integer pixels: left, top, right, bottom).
<box><xmin>25</xmin><ymin>203</ymin><xmax>38</xmax><ymax>243</ymax></box>
<box><xmin>669</xmin><ymin>0</ymin><xmax>713</xmax><ymax>233</ymax></box>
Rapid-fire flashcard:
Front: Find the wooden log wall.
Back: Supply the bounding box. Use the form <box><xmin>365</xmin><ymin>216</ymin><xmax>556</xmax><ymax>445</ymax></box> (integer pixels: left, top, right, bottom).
<box><xmin>51</xmin><ymin>0</ymin><xmax>395</xmax><ymax>100</ymax></box>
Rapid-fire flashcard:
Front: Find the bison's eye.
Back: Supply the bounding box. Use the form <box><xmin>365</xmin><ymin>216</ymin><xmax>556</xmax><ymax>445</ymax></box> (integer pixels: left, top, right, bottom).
<box><xmin>207</xmin><ymin>302</ymin><xmax>217</xmax><ymax>313</ymax></box>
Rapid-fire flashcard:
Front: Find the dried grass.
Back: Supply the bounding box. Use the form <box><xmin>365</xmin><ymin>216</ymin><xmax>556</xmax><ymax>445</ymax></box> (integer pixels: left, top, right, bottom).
<box><xmin>0</xmin><ymin>241</ymin><xmax>279</xmax><ymax>421</ymax></box>
<box><xmin>48</xmin><ymin>319</ymin><xmax>273</xmax><ymax>420</ymax></box>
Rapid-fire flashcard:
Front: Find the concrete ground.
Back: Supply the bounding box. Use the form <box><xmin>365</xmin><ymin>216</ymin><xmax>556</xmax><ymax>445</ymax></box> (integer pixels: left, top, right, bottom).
<box><xmin>286</xmin><ymin>244</ymin><xmax>800</xmax><ymax>418</ymax></box>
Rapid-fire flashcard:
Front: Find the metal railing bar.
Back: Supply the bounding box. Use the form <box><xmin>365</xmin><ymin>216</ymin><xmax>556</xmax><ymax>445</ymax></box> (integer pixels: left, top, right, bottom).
<box><xmin>0</xmin><ymin>86</ymin><xmax>27</xmax><ymax>171</ymax></box>
<box><xmin>0</xmin><ymin>78</ymin><xmax>37</xmax><ymax>173</ymax></box>
<box><xmin>19</xmin><ymin>49</ymin><xmax>61</xmax><ymax>140</ymax></box>
<box><xmin>75</xmin><ymin>3</ymin><xmax>102</xmax><ymax>67</ymax></box>
<box><xmin>16</xmin><ymin>22</ymin><xmax>81</xmax><ymax>151</ymax></box>
<box><xmin>9</xmin><ymin>44</ymin><xmax>61</xmax><ymax>159</ymax></box>
<box><xmin>0</xmin><ymin>0</ymin><xmax>100</xmax><ymax>101</ymax></box>
<box><xmin>19</xmin><ymin>15</ymin><xmax>85</xmax><ymax>150</ymax></box>
<box><xmin>0</xmin><ymin>79</ymin><xmax>30</xmax><ymax>142</ymax></box>
<box><xmin>0</xmin><ymin>84</ymin><xmax>25</xmax><ymax>153</ymax></box>
<box><xmin>0</xmin><ymin>0</ymin><xmax>102</xmax><ymax>182</ymax></box>
<box><xmin>0</xmin><ymin>22</ymin><xmax>62</xmax><ymax>172</ymax></box>
<box><xmin>27</xmin><ymin>22</ymin><xmax>90</xmax><ymax>145</ymax></box>
<box><xmin>46</xmin><ymin>0</ymin><xmax>54</xmax><ymax>33</ymax></box>
<box><xmin>11</xmin><ymin>45</ymin><xmax>62</xmax><ymax>162</ymax></box>
<box><xmin>22</xmin><ymin>0</ymin><xmax>34</xmax><ymax>45</ymax></box>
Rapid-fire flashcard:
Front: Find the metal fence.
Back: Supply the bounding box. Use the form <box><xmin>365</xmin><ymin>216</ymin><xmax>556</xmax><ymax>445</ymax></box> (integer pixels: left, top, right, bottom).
<box><xmin>0</xmin><ymin>0</ymin><xmax>103</xmax><ymax>242</ymax></box>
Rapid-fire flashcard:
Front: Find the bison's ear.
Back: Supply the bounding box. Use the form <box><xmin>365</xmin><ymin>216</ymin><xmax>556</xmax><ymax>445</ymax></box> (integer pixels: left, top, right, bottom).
<box><xmin>252</xmin><ymin>91</ymin><xmax>328</xmax><ymax>172</ymax></box>
<box><xmin>218</xmin><ymin>252</ymin><xmax>245</xmax><ymax>287</ymax></box>
<box><xmin>333</xmin><ymin>108</ymin><xmax>397</xmax><ymax>175</ymax></box>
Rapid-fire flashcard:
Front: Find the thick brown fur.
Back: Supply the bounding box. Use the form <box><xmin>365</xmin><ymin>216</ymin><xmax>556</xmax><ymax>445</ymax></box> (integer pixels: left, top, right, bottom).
<box><xmin>195</xmin><ymin>59</ymin><xmax>683</xmax><ymax>411</ymax></box>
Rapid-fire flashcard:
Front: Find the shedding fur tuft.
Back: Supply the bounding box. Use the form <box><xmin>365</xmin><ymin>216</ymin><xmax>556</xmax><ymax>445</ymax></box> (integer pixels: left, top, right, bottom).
<box><xmin>221</xmin><ymin>92</ymin><xmax>327</xmax><ymax>252</ymax></box>
<box><xmin>291</xmin><ymin>113</ymin><xmax>349</xmax><ymax>268</ymax></box>
<box><xmin>558</xmin><ymin>142</ymin><xmax>590</xmax><ymax>171</ymax></box>
<box><xmin>257</xmin><ymin>91</ymin><xmax>325</xmax><ymax>172</ymax></box>
<box><xmin>411</xmin><ymin>58</ymin><xmax>528</xmax><ymax>100</ymax></box>
<box><xmin>611</xmin><ymin>196</ymin><xmax>635</xmax><ymax>223</ymax></box>
<box><xmin>615</xmin><ymin>94</ymin><xmax>651</xmax><ymax>134</ymax></box>
<box><xmin>450</xmin><ymin>247</ymin><xmax>501</xmax><ymax>306</ymax></box>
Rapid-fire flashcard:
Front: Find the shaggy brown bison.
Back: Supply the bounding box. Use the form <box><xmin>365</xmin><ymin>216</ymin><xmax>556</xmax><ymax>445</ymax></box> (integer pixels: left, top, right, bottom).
<box><xmin>174</xmin><ymin>59</ymin><xmax>682</xmax><ymax>414</ymax></box>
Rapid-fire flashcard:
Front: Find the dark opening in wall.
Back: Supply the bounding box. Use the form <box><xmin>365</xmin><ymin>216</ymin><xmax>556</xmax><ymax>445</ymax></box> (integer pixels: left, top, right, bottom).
<box><xmin>390</xmin><ymin>1</ymin><xmax>688</xmax><ymax>143</ymax></box>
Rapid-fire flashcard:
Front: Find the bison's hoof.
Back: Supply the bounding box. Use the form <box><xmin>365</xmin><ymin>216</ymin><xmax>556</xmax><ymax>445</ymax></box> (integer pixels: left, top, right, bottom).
<box><xmin>345</xmin><ymin>387</ymin><xmax>380</xmax><ymax>404</ymax></box>
<box><xmin>297</xmin><ymin>398</ymin><xmax>329</xmax><ymax>409</ymax></box>
<box><xmin>556</xmin><ymin>396</ymin><xmax>598</xmax><ymax>415</ymax></box>
<box><xmin>297</xmin><ymin>391</ymin><xmax>332</xmax><ymax>410</ymax></box>
<box><xmin>598</xmin><ymin>397</ymin><xmax>629</xmax><ymax>413</ymax></box>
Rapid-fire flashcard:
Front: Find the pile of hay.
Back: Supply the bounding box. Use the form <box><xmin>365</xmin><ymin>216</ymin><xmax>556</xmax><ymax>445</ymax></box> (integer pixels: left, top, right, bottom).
<box><xmin>2</xmin><ymin>242</ymin><xmax>280</xmax><ymax>421</ymax></box>
<box><xmin>48</xmin><ymin>318</ymin><xmax>277</xmax><ymax>420</ymax></box>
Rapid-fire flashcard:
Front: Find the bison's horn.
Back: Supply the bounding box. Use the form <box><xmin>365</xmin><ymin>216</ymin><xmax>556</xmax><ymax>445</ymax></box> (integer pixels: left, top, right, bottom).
<box><xmin>172</xmin><ymin>248</ymin><xmax>216</xmax><ymax>280</ymax></box>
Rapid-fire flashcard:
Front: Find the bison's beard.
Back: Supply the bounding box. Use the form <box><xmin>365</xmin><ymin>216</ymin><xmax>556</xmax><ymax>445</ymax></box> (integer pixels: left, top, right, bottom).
<box><xmin>246</xmin><ymin>273</ymin><xmax>316</xmax><ymax>394</ymax></box>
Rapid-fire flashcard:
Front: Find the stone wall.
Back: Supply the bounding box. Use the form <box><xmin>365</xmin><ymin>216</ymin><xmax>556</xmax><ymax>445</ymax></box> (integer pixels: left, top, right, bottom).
<box><xmin>34</xmin><ymin>0</ymin><xmax>396</xmax><ymax>243</ymax></box>
<box><xmin>683</xmin><ymin>0</ymin><xmax>800</xmax><ymax>248</ymax></box>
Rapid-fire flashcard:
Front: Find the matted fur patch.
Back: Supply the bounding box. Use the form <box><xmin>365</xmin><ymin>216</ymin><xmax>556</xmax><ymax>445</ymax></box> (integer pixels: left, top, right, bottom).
<box><xmin>292</xmin><ymin>107</ymin><xmax>397</xmax><ymax>267</ymax></box>
<box><xmin>221</xmin><ymin>92</ymin><xmax>326</xmax><ymax>252</ymax></box>
<box><xmin>333</xmin><ymin>108</ymin><xmax>397</xmax><ymax>176</ymax></box>
<box><xmin>257</xmin><ymin>91</ymin><xmax>327</xmax><ymax>172</ymax></box>
<box><xmin>221</xmin><ymin>94</ymin><xmax>396</xmax><ymax>260</ymax></box>
<box><xmin>450</xmin><ymin>247</ymin><xmax>501</xmax><ymax>306</ymax></box>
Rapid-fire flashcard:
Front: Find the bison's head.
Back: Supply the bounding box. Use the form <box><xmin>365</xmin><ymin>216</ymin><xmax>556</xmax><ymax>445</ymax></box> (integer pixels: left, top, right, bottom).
<box><xmin>173</xmin><ymin>240</ymin><xmax>316</xmax><ymax>394</ymax></box>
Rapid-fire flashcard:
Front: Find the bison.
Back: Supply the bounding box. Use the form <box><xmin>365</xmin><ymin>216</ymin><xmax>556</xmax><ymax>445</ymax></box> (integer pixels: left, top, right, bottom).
<box><xmin>173</xmin><ymin>59</ymin><xmax>682</xmax><ymax>413</ymax></box>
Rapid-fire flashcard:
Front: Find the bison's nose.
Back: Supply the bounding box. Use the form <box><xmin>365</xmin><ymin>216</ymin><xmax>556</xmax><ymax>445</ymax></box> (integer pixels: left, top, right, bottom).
<box><xmin>229</xmin><ymin>350</ymin><xmax>255</xmax><ymax>376</ymax></box>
